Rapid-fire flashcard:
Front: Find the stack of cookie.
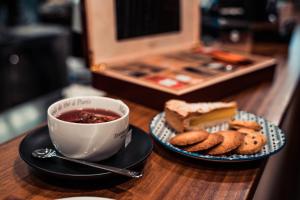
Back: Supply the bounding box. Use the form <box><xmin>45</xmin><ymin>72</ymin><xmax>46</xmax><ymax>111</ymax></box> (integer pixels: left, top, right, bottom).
<box><xmin>169</xmin><ymin>120</ymin><xmax>267</xmax><ymax>155</ymax></box>
<box><xmin>229</xmin><ymin>120</ymin><xmax>267</xmax><ymax>155</ymax></box>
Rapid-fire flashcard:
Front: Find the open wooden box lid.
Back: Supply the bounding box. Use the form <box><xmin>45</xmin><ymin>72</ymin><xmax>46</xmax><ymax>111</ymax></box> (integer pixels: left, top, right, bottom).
<box><xmin>83</xmin><ymin>0</ymin><xmax>200</xmax><ymax>65</ymax></box>
<box><xmin>82</xmin><ymin>0</ymin><xmax>276</xmax><ymax>107</ymax></box>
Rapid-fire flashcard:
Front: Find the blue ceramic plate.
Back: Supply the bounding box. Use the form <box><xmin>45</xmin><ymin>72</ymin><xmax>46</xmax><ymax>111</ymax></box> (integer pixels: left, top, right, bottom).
<box><xmin>149</xmin><ymin>111</ymin><xmax>286</xmax><ymax>162</ymax></box>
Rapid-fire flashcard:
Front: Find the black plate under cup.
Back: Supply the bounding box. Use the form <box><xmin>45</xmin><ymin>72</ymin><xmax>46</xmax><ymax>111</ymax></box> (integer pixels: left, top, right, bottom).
<box><xmin>19</xmin><ymin>125</ymin><xmax>153</xmax><ymax>180</ymax></box>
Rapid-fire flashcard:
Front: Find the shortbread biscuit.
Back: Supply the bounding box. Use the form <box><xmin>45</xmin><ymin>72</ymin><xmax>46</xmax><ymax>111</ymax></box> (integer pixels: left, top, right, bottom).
<box><xmin>207</xmin><ymin>131</ymin><xmax>244</xmax><ymax>155</ymax></box>
<box><xmin>229</xmin><ymin>120</ymin><xmax>261</xmax><ymax>131</ymax></box>
<box><xmin>236</xmin><ymin>132</ymin><xmax>267</xmax><ymax>154</ymax></box>
<box><xmin>185</xmin><ymin>133</ymin><xmax>223</xmax><ymax>152</ymax></box>
<box><xmin>169</xmin><ymin>130</ymin><xmax>209</xmax><ymax>146</ymax></box>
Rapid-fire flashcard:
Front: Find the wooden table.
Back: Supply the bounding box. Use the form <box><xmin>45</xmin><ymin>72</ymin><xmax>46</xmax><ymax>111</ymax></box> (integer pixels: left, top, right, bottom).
<box><xmin>0</xmin><ymin>49</ymin><xmax>297</xmax><ymax>200</ymax></box>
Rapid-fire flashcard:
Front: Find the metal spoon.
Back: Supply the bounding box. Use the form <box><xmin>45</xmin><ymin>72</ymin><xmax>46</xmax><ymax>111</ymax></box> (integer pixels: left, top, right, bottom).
<box><xmin>32</xmin><ymin>148</ymin><xmax>142</xmax><ymax>178</ymax></box>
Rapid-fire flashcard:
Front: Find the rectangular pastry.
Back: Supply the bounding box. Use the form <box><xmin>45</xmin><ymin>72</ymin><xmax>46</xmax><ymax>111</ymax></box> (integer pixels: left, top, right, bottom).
<box><xmin>165</xmin><ymin>99</ymin><xmax>237</xmax><ymax>132</ymax></box>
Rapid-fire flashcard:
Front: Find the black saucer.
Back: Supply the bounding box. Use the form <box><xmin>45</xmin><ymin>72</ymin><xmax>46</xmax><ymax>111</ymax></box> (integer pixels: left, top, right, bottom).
<box><xmin>19</xmin><ymin>125</ymin><xmax>153</xmax><ymax>180</ymax></box>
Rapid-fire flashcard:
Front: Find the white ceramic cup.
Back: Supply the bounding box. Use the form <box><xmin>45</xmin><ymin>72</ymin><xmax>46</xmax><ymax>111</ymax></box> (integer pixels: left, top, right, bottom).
<box><xmin>47</xmin><ymin>96</ymin><xmax>129</xmax><ymax>161</ymax></box>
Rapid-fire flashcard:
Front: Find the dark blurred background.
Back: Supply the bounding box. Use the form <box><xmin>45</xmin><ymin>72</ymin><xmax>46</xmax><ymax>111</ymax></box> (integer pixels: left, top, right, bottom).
<box><xmin>0</xmin><ymin>0</ymin><xmax>91</xmax><ymax>142</ymax></box>
<box><xmin>0</xmin><ymin>0</ymin><xmax>298</xmax><ymax>143</ymax></box>
<box><xmin>0</xmin><ymin>0</ymin><xmax>297</xmax><ymax>111</ymax></box>
<box><xmin>0</xmin><ymin>0</ymin><xmax>88</xmax><ymax>112</ymax></box>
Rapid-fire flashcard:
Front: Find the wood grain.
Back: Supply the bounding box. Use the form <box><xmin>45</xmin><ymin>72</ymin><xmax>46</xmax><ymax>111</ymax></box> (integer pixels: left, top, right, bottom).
<box><xmin>0</xmin><ymin>54</ymin><xmax>295</xmax><ymax>200</ymax></box>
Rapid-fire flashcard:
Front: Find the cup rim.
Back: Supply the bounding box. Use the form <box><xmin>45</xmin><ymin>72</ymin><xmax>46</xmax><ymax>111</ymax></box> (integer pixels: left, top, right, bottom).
<box><xmin>47</xmin><ymin>96</ymin><xmax>129</xmax><ymax>126</ymax></box>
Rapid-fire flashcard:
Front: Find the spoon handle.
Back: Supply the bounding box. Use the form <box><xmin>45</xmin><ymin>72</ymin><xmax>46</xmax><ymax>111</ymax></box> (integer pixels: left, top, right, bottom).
<box><xmin>54</xmin><ymin>155</ymin><xmax>142</xmax><ymax>178</ymax></box>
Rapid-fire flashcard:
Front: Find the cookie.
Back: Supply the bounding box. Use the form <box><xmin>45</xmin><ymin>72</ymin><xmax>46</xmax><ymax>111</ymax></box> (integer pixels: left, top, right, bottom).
<box><xmin>237</xmin><ymin>128</ymin><xmax>256</xmax><ymax>135</ymax></box>
<box><xmin>207</xmin><ymin>131</ymin><xmax>244</xmax><ymax>155</ymax></box>
<box><xmin>229</xmin><ymin>120</ymin><xmax>261</xmax><ymax>131</ymax></box>
<box><xmin>261</xmin><ymin>132</ymin><xmax>267</xmax><ymax>144</ymax></box>
<box><xmin>238</xmin><ymin>128</ymin><xmax>267</xmax><ymax>142</ymax></box>
<box><xmin>185</xmin><ymin>133</ymin><xmax>223</xmax><ymax>152</ymax></box>
<box><xmin>236</xmin><ymin>132</ymin><xmax>267</xmax><ymax>154</ymax></box>
<box><xmin>169</xmin><ymin>130</ymin><xmax>209</xmax><ymax>146</ymax></box>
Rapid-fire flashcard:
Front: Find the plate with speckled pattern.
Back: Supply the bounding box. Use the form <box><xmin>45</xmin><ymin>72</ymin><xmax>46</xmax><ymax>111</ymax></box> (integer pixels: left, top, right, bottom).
<box><xmin>150</xmin><ymin>111</ymin><xmax>286</xmax><ymax>162</ymax></box>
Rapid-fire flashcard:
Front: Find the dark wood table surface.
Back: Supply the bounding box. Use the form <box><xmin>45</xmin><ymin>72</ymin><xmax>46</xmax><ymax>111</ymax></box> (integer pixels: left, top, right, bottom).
<box><xmin>0</xmin><ymin>46</ymin><xmax>297</xmax><ymax>200</ymax></box>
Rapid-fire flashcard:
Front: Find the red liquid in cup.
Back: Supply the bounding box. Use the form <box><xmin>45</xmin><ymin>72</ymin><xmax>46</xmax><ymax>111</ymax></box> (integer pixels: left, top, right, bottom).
<box><xmin>57</xmin><ymin>108</ymin><xmax>121</xmax><ymax>124</ymax></box>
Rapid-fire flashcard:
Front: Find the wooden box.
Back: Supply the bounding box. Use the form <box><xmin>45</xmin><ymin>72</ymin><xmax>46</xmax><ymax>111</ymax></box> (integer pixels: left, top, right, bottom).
<box><xmin>82</xmin><ymin>0</ymin><xmax>276</xmax><ymax>110</ymax></box>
